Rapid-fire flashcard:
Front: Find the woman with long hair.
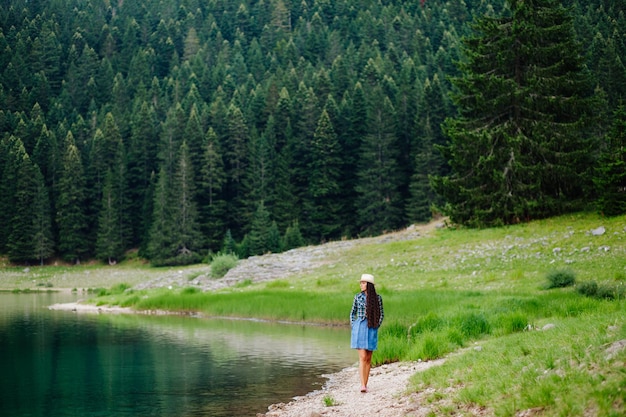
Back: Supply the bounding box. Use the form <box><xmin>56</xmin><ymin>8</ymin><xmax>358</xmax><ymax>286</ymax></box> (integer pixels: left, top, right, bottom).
<box><xmin>350</xmin><ymin>273</ymin><xmax>384</xmax><ymax>393</ymax></box>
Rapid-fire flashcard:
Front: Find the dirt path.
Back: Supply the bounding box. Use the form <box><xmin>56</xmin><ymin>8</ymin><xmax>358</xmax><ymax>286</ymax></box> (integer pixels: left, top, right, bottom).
<box><xmin>260</xmin><ymin>360</ymin><xmax>444</xmax><ymax>417</ymax></box>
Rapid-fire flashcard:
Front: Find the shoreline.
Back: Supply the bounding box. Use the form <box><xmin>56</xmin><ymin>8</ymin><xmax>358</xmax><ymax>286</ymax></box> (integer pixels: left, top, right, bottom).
<box><xmin>49</xmin><ymin>301</ymin><xmax>444</xmax><ymax>417</ymax></box>
<box><xmin>259</xmin><ymin>359</ymin><xmax>445</xmax><ymax>417</ymax></box>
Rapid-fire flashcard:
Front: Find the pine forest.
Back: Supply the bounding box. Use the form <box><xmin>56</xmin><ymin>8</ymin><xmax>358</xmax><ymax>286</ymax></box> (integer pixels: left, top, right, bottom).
<box><xmin>0</xmin><ymin>0</ymin><xmax>625</xmax><ymax>266</ymax></box>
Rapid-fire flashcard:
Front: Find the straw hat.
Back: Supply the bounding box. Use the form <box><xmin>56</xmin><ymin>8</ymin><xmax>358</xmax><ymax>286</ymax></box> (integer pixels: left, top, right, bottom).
<box><xmin>360</xmin><ymin>273</ymin><xmax>375</xmax><ymax>285</ymax></box>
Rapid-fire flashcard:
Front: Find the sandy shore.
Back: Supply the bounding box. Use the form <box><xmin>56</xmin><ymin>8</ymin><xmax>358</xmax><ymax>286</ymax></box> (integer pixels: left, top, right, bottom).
<box><xmin>49</xmin><ymin>302</ymin><xmax>445</xmax><ymax>417</ymax></box>
<box><xmin>48</xmin><ymin>301</ymin><xmax>134</xmax><ymax>314</ymax></box>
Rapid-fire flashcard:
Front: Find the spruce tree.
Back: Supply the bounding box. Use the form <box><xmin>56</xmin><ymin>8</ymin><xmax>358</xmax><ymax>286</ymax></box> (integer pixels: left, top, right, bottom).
<box><xmin>307</xmin><ymin>108</ymin><xmax>343</xmax><ymax>240</ymax></box>
<box><xmin>147</xmin><ymin>166</ymin><xmax>173</xmax><ymax>265</ymax></box>
<box><xmin>432</xmin><ymin>0</ymin><xmax>600</xmax><ymax>227</ymax></box>
<box><xmin>7</xmin><ymin>141</ymin><xmax>52</xmax><ymax>263</ymax></box>
<box><xmin>0</xmin><ymin>136</ymin><xmax>21</xmax><ymax>252</ymax></box>
<box><xmin>56</xmin><ymin>132</ymin><xmax>88</xmax><ymax>263</ymax></box>
<box><xmin>594</xmin><ymin>104</ymin><xmax>626</xmax><ymax>216</ymax></box>
<box><xmin>95</xmin><ymin>169</ymin><xmax>124</xmax><ymax>264</ymax></box>
<box><xmin>169</xmin><ymin>140</ymin><xmax>203</xmax><ymax>264</ymax></box>
<box><xmin>356</xmin><ymin>93</ymin><xmax>403</xmax><ymax>235</ymax></box>
<box><xmin>31</xmin><ymin>165</ymin><xmax>55</xmax><ymax>265</ymax></box>
<box><xmin>248</xmin><ymin>201</ymin><xmax>272</xmax><ymax>256</ymax></box>
<box><xmin>200</xmin><ymin>127</ymin><xmax>227</xmax><ymax>251</ymax></box>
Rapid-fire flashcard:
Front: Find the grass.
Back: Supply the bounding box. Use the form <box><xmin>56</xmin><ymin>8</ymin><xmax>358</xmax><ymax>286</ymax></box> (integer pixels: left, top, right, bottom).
<box><xmin>1</xmin><ymin>211</ymin><xmax>625</xmax><ymax>416</ymax></box>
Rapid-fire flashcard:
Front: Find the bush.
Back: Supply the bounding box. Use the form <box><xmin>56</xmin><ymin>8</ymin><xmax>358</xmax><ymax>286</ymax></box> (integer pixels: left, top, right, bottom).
<box><xmin>210</xmin><ymin>253</ymin><xmax>239</xmax><ymax>278</ymax></box>
<box><xmin>180</xmin><ymin>287</ymin><xmax>200</xmax><ymax>295</ymax></box>
<box><xmin>576</xmin><ymin>280</ymin><xmax>598</xmax><ymax>297</ymax></box>
<box><xmin>545</xmin><ymin>269</ymin><xmax>576</xmax><ymax>289</ymax></box>
<box><xmin>576</xmin><ymin>280</ymin><xmax>625</xmax><ymax>300</ymax></box>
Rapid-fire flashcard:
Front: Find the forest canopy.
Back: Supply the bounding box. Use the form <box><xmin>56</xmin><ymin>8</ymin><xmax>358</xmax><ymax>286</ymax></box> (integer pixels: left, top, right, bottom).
<box><xmin>0</xmin><ymin>0</ymin><xmax>624</xmax><ymax>265</ymax></box>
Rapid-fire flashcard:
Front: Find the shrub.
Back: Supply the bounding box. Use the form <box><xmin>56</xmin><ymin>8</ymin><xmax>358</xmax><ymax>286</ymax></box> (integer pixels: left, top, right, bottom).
<box><xmin>210</xmin><ymin>253</ymin><xmax>239</xmax><ymax>278</ymax></box>
<box><xmin>181</xmin><ymin>287</ymin><xmax>200</xmax><ymax>295</ymax></box>
<box><xmin>577</xmin><ymin>280</ymin><xmax>625</xmax><ymax>300</ymax></box>
<box><xmin>545</xmin><ymin>269</ymin><xmax>576</xmax><ymax>289</ymax></box>
<box><xmin>576</xmin><ymin>280</ymin><xmax>598</xmax><ymax>297</ymax></box>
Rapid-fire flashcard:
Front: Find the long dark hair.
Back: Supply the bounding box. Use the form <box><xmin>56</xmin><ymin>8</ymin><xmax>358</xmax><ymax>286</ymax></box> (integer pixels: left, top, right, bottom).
<box><xmin>365</xmin><ymin>282</ymin><xmax>381</xmax><ymax>328</ymax></box>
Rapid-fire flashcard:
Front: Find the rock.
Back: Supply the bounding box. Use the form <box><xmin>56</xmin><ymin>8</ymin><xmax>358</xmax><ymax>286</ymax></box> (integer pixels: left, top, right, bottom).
<box><xmin>591</xmin><ymin>226</ymin><xmax>605</xmax><ymax>236</ymax></box>
<box><xmin>605</xmin><ymin>339</ymin><xmax>626</xmax><ymax>360</ymax></box>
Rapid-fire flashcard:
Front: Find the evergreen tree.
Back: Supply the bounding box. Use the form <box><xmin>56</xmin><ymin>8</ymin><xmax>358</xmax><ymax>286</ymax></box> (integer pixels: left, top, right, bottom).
<box><xmin>221</xmin><ymin>229</ymin><xmax>237</xmax><ymax>255</ymax></box>
<box><xmin>306</xmin><ymin>108</ymin><xmax>343</xmax><ymax>240</ymax></box>
<box><xmin>95</xmin><ymin>169</ymin><xmax>124</xmax><ymax>264</ymax></box>
<box><xmin>0</xmin><ymin>136</ymin><xmax>21</xmax><ymax>252</ymax></box>
<box><xmin>147</xmin><ymin>166</ymin><xmax>174</xmax><ymax>264</ymax></box>
<box><xmin>356</xmin><ymin>94</ymin><xmax>403</xmax><ymax>235</ymax></box>
<box><xmin>407</xmin><ymin>75</ymin><xmax>450</xmax><ymax>222</ymax></box>
<box><xmin>432</xmin><ymin>0</ymin><xmax>600</xmax><ymax>227</ymax></box>
<box><xmin>148</xmin><ymin>141</ymin><xmax>203</xmax><ymax>265</ymax></box>
<box><xmin>223</xmin><ymin>102</ymin><xmax>250</xmax><ymax>234</ymax></box>
<box><xmin>248</xmin><ymin>201</ymin><xmax>272</xmax><ymax>256</ymax></box>
<box><xmin>283</xmin><ymin>220</ymin><xmax>305</xmax><ymax>250</ymax></box>
<box><xmin>31</xmin><ymin>164</ymin><xmax>55</xmax><ymax>265</ymax></box>
<box><xmin>594</xmin><ymin>104</ymin><xmax>626</xmax><ymax>216</ymax></box>
<box><xmin>128</xmin><ymin>101</ymin><xmax>158</xmax><ymax>247</ymax></box>
<box><xmin>7</xmin><ymin>141</ymin><xmax>52</xmax><ymax>263</ymax></box>
<box><xmin>56</xmin><ymin>131</ymin><xmax>88</xmax><ymax>263</ymax></box>
<box><xmin>267</xmin><ymin>221</ymin><xmax>282</xmax><ymax>253</ymax></box>
<box><xmin>200</xmin><ymin>127</ymin><xmax>227</xmax><ymax>251</ymax></box>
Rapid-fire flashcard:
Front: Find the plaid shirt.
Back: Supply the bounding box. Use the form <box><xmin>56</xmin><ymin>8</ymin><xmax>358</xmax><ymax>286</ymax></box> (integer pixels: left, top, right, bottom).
<box><xmin>350</xmin><ymin>291</ymin><xmax>384</xmax><ymax>327</ymax></box>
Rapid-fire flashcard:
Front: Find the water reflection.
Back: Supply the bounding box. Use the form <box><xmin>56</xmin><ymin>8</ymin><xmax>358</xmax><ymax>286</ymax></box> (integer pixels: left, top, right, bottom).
<box><xmin>0</xmin><ymin>293</ymin><xmax>354</xmax><ymax>417</ymax></box>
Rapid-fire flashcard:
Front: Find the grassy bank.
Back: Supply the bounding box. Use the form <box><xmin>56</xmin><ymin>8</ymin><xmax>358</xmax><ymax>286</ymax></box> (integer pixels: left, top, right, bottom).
<box><xmin>2</xmin><ymin>212</ymin><xmax>625</xmax><ymax>415</ymax></box>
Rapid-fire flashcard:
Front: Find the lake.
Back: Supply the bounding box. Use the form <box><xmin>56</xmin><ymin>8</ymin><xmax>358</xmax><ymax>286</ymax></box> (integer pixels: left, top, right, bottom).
<box><xmin>0</xmin><ymin>292</ymin><xmax>355</xmax><ymax>417</ymax></box>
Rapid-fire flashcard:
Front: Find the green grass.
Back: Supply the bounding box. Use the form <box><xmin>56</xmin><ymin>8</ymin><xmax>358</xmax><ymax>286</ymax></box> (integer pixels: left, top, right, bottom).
<box><xmin>2</xmin><ymin>211</ymin><xmax>625</xmax><ymax>416</ymax></box>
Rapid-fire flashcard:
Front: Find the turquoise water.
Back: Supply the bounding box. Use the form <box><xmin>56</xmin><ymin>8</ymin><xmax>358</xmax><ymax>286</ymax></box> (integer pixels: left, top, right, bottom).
<box><xmin>0</xmin><ymin>292</ymin><xmax>354</xmax><ymax>417</ymax></box>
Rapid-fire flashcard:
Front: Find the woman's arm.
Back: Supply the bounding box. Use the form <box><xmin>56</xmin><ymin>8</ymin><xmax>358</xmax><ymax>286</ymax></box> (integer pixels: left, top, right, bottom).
<box><xmin>350</xmin><ymin>295</ymin><xmax>358</xmax><ymax>325</ymax></box>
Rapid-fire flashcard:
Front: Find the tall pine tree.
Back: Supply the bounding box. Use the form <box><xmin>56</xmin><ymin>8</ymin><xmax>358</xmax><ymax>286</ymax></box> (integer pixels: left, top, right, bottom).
<box><xmin>433</xmin><ymin>0</ymin><xmax>600</xmax><ymax>227</ymax></box>
<box><xmin>594</xmin><ymin>104</ymin><xmax>626</xmax><ymax>216</ymax></box>
<box><xmin>56</xmin><ymin>131</ymin><xmax>89</xmax><ymax>263</ymax></box>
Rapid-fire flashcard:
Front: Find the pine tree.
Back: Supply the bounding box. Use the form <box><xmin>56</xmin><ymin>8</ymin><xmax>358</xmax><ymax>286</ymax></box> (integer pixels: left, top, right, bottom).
<box><xmin>223</xmin><ymin>102</ymin><xmax>250</xmax><ymax>234</ymax></box>
<box><xmin>432</xmin><ymin>0</ymin><xmax>600</xmax><ymax>227</ymax></box>
<box><xmin>283</xmin><ymin>220</ymin><xmax>306</xmax><ymax>250</ymax></box>
<box><xmin>356</xmin><ymin>93</ymin><xmax>403</xmax><ymax>235</ymax></box>
<box><xmin>147</xmin><ymin>166</ymin><xmax>174</xmax><ymax>264</ymax></box>
<box><xmin>200</xmin><ymin>127</ymin><xmax>227</xmax><ymax>251</ymax></box>
<box><xmin>169</xmin><ymin>140</ymin><xmax>204</xmax><ymax>264</ymax></box>
<box><xmin>95</xmin><ymin>169</ymin><xmax>124</xmax><ymax>264</ymax></box>
<box><xmin>128</xmin><ymin>101</ymin><xmax>158</xmax><ymax>247</ymax></box>
<box><xmin>31</xmin><ymin>164</ymin><xmax>55</xmax><ymax>265</ymax></box>
<box><xmin>0</xmin><ymin>136</ymin><xmax>21</xmax><ymax>252</ymax></box>
<box><xmin>594</xmin><ymin>104</ymin><xmax>626</xmax><ymax>216</ymax></box>
<box><xmin>306</xmin><ymin>108</ymin><xmax>343</xmax><ymax>240</ymax></box>
<box><xmin>7</xmin><ymin>140</ymin><xmax>52</xmax><ymax>263</ymax></box>
<box><xmin>248</xmin><ymin>201</ymin><xmax>272</xmax><ymax>256</ymax></box>
<box><xmin>56</xmin><ymin>131</ymin><xmax>88</xmax><ymax>263</ymax></box>
<box><xmin>407</xmin><ymin>75</ymin><xmax>450</xmax><ymax>222</ymax></box>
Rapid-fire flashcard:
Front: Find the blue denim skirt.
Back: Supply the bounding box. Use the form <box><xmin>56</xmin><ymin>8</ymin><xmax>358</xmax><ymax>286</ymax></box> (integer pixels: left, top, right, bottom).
<box><xmin>350</xmin><ymin>318</ymin><xmax>378</xmax><ymax>351</ymax></box>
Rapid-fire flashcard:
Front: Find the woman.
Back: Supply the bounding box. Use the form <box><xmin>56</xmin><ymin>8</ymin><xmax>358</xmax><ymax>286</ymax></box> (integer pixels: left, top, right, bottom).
<box><xmin>350</xmin><ymin>273</ymin><xmax>384</xmax><ymax>393</ymax></box>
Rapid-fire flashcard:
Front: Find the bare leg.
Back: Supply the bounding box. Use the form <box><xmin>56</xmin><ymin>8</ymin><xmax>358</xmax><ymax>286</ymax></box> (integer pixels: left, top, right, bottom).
<box><xmin>358</xmin><ymin>349</ymin><xmax>373</xmax><ymax>391</ymax></box>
